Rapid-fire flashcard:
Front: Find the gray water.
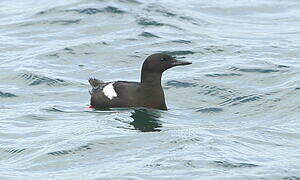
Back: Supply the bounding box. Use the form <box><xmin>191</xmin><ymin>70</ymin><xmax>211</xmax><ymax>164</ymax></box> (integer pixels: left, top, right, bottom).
<box><xmin>1</xmin><ymin>0</ymin><xmax>300</xmax><ymax>179</ymax></box>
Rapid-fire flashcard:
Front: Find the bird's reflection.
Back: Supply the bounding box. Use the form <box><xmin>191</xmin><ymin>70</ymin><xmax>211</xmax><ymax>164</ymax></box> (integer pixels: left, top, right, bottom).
<box><xmin>130</xmin><ymin>108</ymin><xmax>162</xmax><ymax>132</ymax></box>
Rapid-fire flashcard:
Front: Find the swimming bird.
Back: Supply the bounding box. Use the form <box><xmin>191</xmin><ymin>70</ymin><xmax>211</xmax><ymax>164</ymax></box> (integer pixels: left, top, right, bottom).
<box><xmin>89</xmin><ymin>53</ymin><xmax>192</xmax><ymax>110</ymax></box>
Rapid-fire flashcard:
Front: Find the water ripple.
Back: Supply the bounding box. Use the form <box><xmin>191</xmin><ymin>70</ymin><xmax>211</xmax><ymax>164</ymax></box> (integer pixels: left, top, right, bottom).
<box><xmin>137</xmin><ymin>17</ymin><xmax>164</xmax><ymax>26</ymax></box>
<box><xmin>18</xmin><ymin>73</ymin><xmax>69</xmax><ymax>86</ymax></box>
<box><xmin>196</xmin><ymin>107</ymin><xmax>223</xmax><ymax>113</ymax></box>
<box><xmin>230</xmin><ymin>66</ymin><xmax>281</xmax><ymax>73</ymax></box>
<box><xmin>139</xmin><ymin>32</ymin><xmax>160</xmax><ymax>38</ymax></box>
<box><xmin>198</xmin><ymin>84</ymin><xmax>234</xmax><ymax>98</ymax></box>
<box><xmin>220</xmin><ymin>94</ymin><xmax>262</xmax><ymax>106</ymax></box>
<box><xmin>47</xmin><ymin>144</ymin><xmax>92</xmax><ymax>156</ymax></box>
<box><xmin>160</xmin><ymin>50</ymin><xmax>196</xmax><ymax>56</ymax></box>
<box><xmin>281</xmin><ymin>176</ymin><xmax>300</xmax><ymax>180</ymax></box>
<box><xmin>171</xmin><ymin>40</ymin><xmax>192</xmax><ymax>44</ymax></box>
<box><xmin>205</xmin><ymin>73</ymin><xmax>242</xmax><ymax>77</ymax></box>
<box><xmin>67</xmin><ymin>6</ymin><xmax>126</xmax><ymax>15</ymax></box>
<box><xmin>49</xmin><ymin>19</ymin><xmax>81</xmax><ymax>25</ymax></box>
<box><xmin>1</xmin><ymin>0</ymin><xmax>300</xmax><ymax>178</ymax></box>
<box><xmin>212</xmin><ymin>161</ymin><xmax>259</xmax><ymax>168</ymax></box>
<box><xmin>165</xmin><ymin>80</ymin><xmax>198</xmax><ymax>89</ymax></box>
<box><xmin>5</xmin><ymin>148</ymin><xmax>26</xmax><ymax>154</ymax></box>
<box><xmin>0</xmin><ymin>91</ymin><xmax>17</xmax><ymax>98</ymax></box>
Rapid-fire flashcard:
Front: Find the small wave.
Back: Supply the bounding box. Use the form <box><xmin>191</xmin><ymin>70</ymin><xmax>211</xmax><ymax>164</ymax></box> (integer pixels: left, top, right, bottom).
<box><xmin>36</xmin><ymin>8</ymin><xmax>56</xmax><ymax>15</ymax></box>
<box><xmin>171</xmin><ymin>40</ymin><xmax>192</xmax><ymax>44</ymax></box>
<box><xmin>145</xmin><ymin>163</ymin><xmax>162</xmax><ymax>167</ymax></box>
<box><xmin>196</xmin><ymin>107</ymin><xmax>223</xmax><ymax>113</ymax></box>
<box><xmin>220</xmin><ymin>94</ymin><xmax>262</xmax><ymax>106</ymax></box>
<box><xmin>169</xmin><ymin>137</ymin><xmax>202</xmax><ymax>144</ymax></box>
<box><xmin>47</xmin><ymin>150</ymin><xmax>73</xmax><ymax>156</ymax></box>
<box><xmin>179</xmin><ymin>16</ymin><xmax>195</xmax><ymax>21</ymax></box>
<box><xmin>47</xmin><ymin>46</ymin><xmax>99</xmax><ymax>58</ymax></box>
<box><xmin>198</xmin><ymin>84</ymin><xmax>234</xmax><ymax>98</ymax></box>
<box><xmin>205</xmin><ymin>73</ymin><xmax>242</xmax><ymax>77</ymax></box>
<box><xmin>139</xmin><ymin>32</ymin><xmax>160</xmax><ymax>38</ymax></box>
<box><xmin>239</xmin><ymin>68</ymin><xmax>279</xmax><ymax>73</ymax></box>
<box><xmin>145</xmin><ymin>4</ymin><xmax>176</xmax><ymax>17</ymax></box>
<box><xmin>160</xmin><ymin>50</ymin><xmax>195</xmax><ymax>56</ymax></box>
<box><xmin>196</xmin><ymin>84</ymin><xmax>264</xmax><ymax>106</ymax></box>
<box><xmin>155</xmin><ymin>9</ymin><xmax>176</xmax><ymax>17</ymax></box>
<box><xmin>19</xmin><ymin>19</ymin><xmax>81</xmax><ymax>27</ymax></box>
<box><xmin>71</xmin><ymin>8</ymin><xmax>102</xmax><ymax>15</ymax></box>
<box><xmin>178</xmin><ymin>16</ymin><xmax>199</xmax><ymax>25</ymax></box>
<box><xmin>67</xmin><ymin>6</ymin><xmax>125</xmax><ymax>15</ymax></box>
<box><xmin>119</xmin><ymin>0</ymin><xmax>142</xmax><ymax>4</ymax></box>
<box><xmin>104</xmin><ymin>6</ymin><xmax>126</xmax><ymax>14</ymax></box>
<box><xmin>137</xmin><ymin>18</ymin><xmax>164</xmax><ymax>26</ymax></box>
<box><xmin>43</xmin><ymin>105</ymin><xmax>88</xmax><ymax>113</ymax></box>
<box><xmin>43</xmin><ymin>107</ymin><xmax>65</xmax><ymax>113</ymax></box>
<box><xmin>212</xmin><ymin>160</ymin><xmax>258</xmax><ymax>168</ymax></box>
<box><xmin>25</xmin><ymin>114</ymin><xmax>45</xmax><ymax>121</ymax></box>
<box><xmin>63</xmin><ymin>47</ymin><xmax>75</xmax><ymax>54</ymax></box>
<box><xmin>178</xmin><ymin>15</ymin><xmax>207</xmax><ymax>26</ymax></box>
<box><xmin>184</xmin><ymin>160</ymin><xmax>199</xmax><ymax>168</ymax></box>
<box><xmin>50</xmin><ymin>19</ymin><xmax>81</xmax><ymax>25</ymax></box>
<box><xmin>230</xmin><ymin>66</ymin><xmax>280</xmax><ymax>73</ymax></box>
<box><xmin>277</xmin><ymin>65</ymin><xmax>290</xmax><ymax>68</ymax></box>
<box><xmin>203</xmin><ymin>46</ymin><xmax>224</xmax><ymax>53</ymax></box>
<box><xmin>165</xmin><ymin>80</ymin><xmax>198</xmax><ymax>89</ymax></box>
<box><xmin>19</xmin><ymin>73</ymin><xmax>69</xmax><ymax>86</ymax></box>
<box><xmin>47</xmin><ymin>53</ymin><xmax>59</xmax><ymax>58</ymax></box>
<box><xmin>0</xmin><ymin>91</ymin><xmax>17</xmax><ymax>98</ymax></box>
<box><xmin>47</xmin><ymin>144</ymin><xmax>92</xmax><ymax>156</ymax></box>
<box><xmin>137</xmin><ymin>17</ymin><xmax>182</xmax><ymax>30</ymax></box>
<box><xmin>5</xmin><ymin>148</ymin><xmax>26</xmax><ymax>154</ymax></box>
<box><xmin>37</xmin><ymin>6</ymin><xmax>125</xmax><ymax>16</ymax></box>
<box><xmin>281</xmin><ymin>176</ymin><xmax>300</xmax><ymax>180</ymax></box>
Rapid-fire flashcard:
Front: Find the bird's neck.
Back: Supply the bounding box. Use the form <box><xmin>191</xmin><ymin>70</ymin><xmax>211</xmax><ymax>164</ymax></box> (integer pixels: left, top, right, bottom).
<box><xmin>141</xmin><ymin>71</ymin><xmax>162</xmax><ymax>87</ymax></box>
<box><xmin>140</xmin><ymin>70</ymin><xmax>165</xmax><ymax>99</ymax></box>
<box><xmin>140</xmin><ymin>71</ymin><xmax>167</xmax><ymax>110</ymax></box>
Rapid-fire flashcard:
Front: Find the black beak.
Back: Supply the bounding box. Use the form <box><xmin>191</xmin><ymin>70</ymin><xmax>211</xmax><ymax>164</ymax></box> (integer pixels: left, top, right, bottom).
<box><xmin>171</xmin><ymin>59</ymin><xmax>192</xmax><ymax>66</ymax></box>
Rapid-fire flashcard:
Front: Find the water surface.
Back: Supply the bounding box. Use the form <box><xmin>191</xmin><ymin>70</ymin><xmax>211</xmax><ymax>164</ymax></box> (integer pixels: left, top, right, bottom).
<box><xmin>1</xmin><ymin>0</ymin><xmax>300</xmax><ymax>179</ymax></box>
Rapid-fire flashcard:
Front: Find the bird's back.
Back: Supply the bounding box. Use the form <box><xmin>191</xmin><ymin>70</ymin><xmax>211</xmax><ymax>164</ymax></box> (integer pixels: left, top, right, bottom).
<box><xmin>89</xmin><ymin>79</ymin><xmax>141</xmax><ymax>108</ymax></box>
<box><xmin>89</xmin><ymin>78</ymin><xmax>167</xmax><ymax>109</ymax></box>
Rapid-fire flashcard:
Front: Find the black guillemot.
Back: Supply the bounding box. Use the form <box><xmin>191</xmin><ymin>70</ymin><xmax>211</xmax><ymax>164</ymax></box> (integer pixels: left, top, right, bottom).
<box><xmin>89</xmin><ymin>53</ymin><xmax>192</xmax><ymax>110</ymax></box>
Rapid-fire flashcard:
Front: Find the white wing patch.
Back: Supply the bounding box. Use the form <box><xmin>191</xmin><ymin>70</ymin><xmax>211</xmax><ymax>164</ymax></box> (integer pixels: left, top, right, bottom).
<box><xmin>103</xmin><ymin>83</ymin><xmax>117</xmax><ymax>99</ymax></box>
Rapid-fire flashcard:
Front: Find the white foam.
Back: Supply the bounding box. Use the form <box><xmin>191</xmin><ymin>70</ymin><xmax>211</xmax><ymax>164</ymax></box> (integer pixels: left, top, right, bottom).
<box><xmin>103</xmin><ymin>83</ymin><xmax>117</xmax><ymax>99</ymax></box>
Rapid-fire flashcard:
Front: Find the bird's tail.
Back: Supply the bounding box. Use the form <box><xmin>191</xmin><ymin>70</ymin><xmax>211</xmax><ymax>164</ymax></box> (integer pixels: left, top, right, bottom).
<box><xmin>88</xmin><ymin>78</ymin><xmax>104</xmax><ymax>88</ymax></box>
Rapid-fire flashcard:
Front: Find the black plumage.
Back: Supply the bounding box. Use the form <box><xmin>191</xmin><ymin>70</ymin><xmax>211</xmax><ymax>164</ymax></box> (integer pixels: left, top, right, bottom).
<box><xmin>89</xmin><ymin>53</ymin><xmax>191</xmax><ymax>110</ymax></box>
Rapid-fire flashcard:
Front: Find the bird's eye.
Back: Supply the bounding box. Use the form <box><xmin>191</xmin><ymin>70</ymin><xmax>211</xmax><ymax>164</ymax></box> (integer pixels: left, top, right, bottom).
<box><xmin>160</xmin><ymin>57</ymin><xmax>168</xmax><ymax>62</ymax></box>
